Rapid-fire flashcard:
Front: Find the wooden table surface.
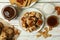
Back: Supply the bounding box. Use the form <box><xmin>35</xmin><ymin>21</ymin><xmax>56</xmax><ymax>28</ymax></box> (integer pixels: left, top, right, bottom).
<box><xmin>0</xmin><ymin>0</ymin><xmax>60</xmax><ymax>40</ymax></box>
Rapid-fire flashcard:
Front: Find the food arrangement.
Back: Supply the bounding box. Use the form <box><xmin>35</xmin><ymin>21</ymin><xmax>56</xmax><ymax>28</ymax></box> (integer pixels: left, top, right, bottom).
<box><xmin>0</xmin><ymin>19</ymin><xmax>20</xmax><ymax>40</ymax></box>
<box><xmin>0</xmin><ymin>0</ymin><xmax>60</xmax><ymax>40</ymax></box>
<box><xmin>47</xmin><ymin>15</ymin><xmax>59</xmax><ymax>27</ymax></box>
<box><xmin>21</xmin><ymin>11</ymin><xmax>43</xmax><ymax>32</ymax></box>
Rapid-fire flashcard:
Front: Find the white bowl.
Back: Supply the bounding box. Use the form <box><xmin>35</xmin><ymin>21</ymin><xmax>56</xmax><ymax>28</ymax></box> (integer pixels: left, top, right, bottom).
<box><xmin>21</xmin><ymin>2</ymin><xmax>36</xmax><ymax>8</ymax></box>
<box><xmin>19</xmin><ymin>8</ymin><xmax>45</xmax><ymax>33</ymax></box>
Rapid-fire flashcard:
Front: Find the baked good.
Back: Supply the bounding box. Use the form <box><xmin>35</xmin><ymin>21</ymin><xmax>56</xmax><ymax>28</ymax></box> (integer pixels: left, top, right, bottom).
<box><xmin>0</xmin><ymin>18</ymin><xmax>20</xmax><ymax>40</ymax></box>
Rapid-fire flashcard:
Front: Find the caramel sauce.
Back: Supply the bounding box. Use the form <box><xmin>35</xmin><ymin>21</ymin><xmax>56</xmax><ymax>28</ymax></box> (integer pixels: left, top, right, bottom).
<box><xmin>47</xmin><ymin>16</ymin><xmax>58</xmax><ymax>27</ymax></box>
<box><xmin>3</xmin><ymin>7</ymin><xmax>15</xmax><ymax>18</ymax></box>
<box><xmin>2</xmin><ymin>6</ymin><xmax>17</xmax><ymax>21</ymax></box>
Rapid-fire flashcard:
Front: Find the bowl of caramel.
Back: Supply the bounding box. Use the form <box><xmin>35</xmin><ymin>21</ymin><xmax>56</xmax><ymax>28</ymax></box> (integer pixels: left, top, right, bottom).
<box><xmin>2</xmin><ymin>5</ymin><xmax>17</xmax><ymax>21</ymax></box>
<box><xmin>47</xmin><ymin>15</ymin><xmax>59</xmax><ymax>28</ymax></box>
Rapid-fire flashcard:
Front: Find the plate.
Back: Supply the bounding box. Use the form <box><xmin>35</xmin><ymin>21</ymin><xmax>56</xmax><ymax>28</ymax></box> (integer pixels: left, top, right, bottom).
<box><xmin>19</xmin><ymin>8</ymin><xmax>45</xmax><ymax>33</ymax></box>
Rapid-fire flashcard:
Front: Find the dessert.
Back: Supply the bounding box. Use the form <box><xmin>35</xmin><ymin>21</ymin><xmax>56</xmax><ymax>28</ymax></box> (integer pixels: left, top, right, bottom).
<box><xmin>9</xmin><ymin>0</ymin><xmax>37</xmax><ymax>7</ymax></box>
<box><xmin>0</xmin><ymin>18</ymin><xmax>20</xmax><ymax>40</ymax></box>
<box><xmin>47</xmin><ymin>15</ymin><xmax>58</xmax><ymax>27</ymax></box>
<box><xmin>55</xmin><ymin>6</ymin><xmax>60</xmax><ymax>15</ymax></box>
<box><xmin>21</xmin><ymin>11</ymin><xmax>43</xmax><ymax>32</ymax></box>
<box><xmin>2</xmin><ymin>5</ymin><xmax>17</xmax><ymax>21</ymax></box>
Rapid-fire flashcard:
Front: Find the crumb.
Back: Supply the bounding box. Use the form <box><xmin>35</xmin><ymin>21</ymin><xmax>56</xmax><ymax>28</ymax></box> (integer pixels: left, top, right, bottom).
<box><xmin>36</xmin><ymin>27</ymin><xmax>52</xmax><ymax>38</ymax></box>
<box><xmin>49</xmin><ymin>27</ymin><xmax>53</xmax><ymax>31</ymax></box>
<box><xmin>36</xmin><ymin>31</ymin><xmax>42</xmax><ymax>38</ymax></box>
<box><xmin>36</xmin><ymin>33</ymin><xmax>41</xmax><ymax>38</ymax></box>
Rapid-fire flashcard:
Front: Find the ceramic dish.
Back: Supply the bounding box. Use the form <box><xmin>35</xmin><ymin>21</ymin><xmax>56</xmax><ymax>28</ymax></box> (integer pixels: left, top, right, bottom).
<box><xmin>1</xmin><ymin>5</ymin><xmax>17</xmax><ymax>21</ymax></box>
<box><xmin>19</xmin><ymin>8</ymin><xmax>45</xmax><ymax>33</ymax></box>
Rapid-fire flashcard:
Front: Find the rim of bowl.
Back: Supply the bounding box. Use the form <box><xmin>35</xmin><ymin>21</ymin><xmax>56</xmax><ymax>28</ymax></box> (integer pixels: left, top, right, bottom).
<box><xmin>1</xmin><ymin>5</ymin><xmax>17</xmax><ymax>20</ymax></box>
<box><xmin>19</xmin><ymin>8</ymin><xmax>45</xmax><ymax>33</ymax></box>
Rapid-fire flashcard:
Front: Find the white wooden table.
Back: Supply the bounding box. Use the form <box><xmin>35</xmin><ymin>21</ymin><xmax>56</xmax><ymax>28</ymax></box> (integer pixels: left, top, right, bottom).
<box><xmin>0</xmin><ymin>0</ymin><xmax>60</xmax><ymax>40</ymax></box>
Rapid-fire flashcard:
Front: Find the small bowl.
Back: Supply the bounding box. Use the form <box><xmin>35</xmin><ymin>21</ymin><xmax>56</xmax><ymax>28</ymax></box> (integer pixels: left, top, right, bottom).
<box><xmin>47</xmin><ymin>15</ymin><xmax>59</xmax><ymax>27</ymax></box>
<box><xmin>2</xmin><ymin>5</ymin><xmax>17</xmax><ymax>21</ymax></box>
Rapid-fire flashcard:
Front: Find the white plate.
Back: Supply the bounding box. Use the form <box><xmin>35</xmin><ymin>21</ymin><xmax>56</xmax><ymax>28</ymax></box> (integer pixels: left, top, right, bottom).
<box><xmin>19</xmin><ymin>8</ymin><xmax>45</xmax><ymax>34</ymax></box>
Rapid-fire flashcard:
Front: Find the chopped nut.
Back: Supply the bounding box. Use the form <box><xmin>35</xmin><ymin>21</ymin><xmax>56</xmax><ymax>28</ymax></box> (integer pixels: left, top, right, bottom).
<box><xmin>36</xmin><ymin>31</ymin><xmax>42</xmax><ymax>38</ymax></box>
<box><xmin>49</xmin><ymin>27</ymin><xmax>53</xmax><ymax>31</ymax></box>
<box><xmin>42</xmin><ymin>31</ymin><xmax>48</xmax><ymax>38</ymax></box>
<box><xmin>22</xmin><ymin>23</ymin><xmax>26</xmax><ymax>27</ymax></box>
<box><xmin>29</xmin><ymin>12</ymin><xmax>36</xmax><ymax>16</ymax></box>
<box><xmin>21</xmin><ymin>11</ymin><xmax>42</xmax><ymax>32</ymax></box>
<box><xmin>21</xmin><ymin>17</ymin><xmax>26</xmax><ymax>22</ymax></box>
<box><xmin>24</xmin><ymin>13</ymin><xmax>29</xmax><ymax>18</ymax></box>
<box><xmin>44</xmin><ymin>27</ymin><xmax>49</xmax><ymax>32</ymax></box>
<box><xmin>30</xmin><ymin>26</ymin><xmax>36</xmax><ymax>31</ymax></box>
<box><xmin>36</xmin><ymin>19</ymin><xmax>43</xmax><ymax>26</ymax></box>
<box><xmin>36</xmin><ymin>12</ymin><xmax>42</xmax><ymax>18</ymax></box>
<box><xmin>26</xmin><ymin>29</ymin><xmax>32</xmax><ymax>32</ymax></box>
<box><xmin>36</xmin><ymin>33</ymin><xmax>41</xmax><ymax>38</ymax></box>
<box><xmin>36</xmin><ymin>27</ymin><xmax>52</xmax><ymax>38</ymax></box>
